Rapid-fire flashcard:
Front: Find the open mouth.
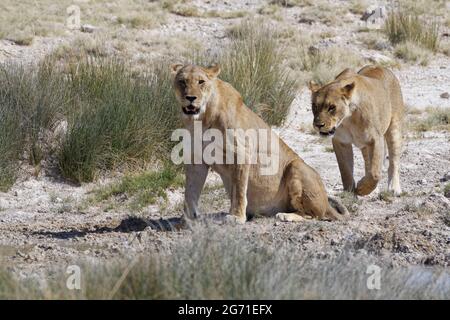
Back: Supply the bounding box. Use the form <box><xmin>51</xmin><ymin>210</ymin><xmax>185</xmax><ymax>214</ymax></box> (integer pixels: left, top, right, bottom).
<box><xmin>182</xmin><ymin>106</ymin><xmax>200</xmax><ymax>115</ymax></box>
<box><xmin>319</xmin><ymin>127</ymin><xmax>336</xmax><ymax>137</ymax></box>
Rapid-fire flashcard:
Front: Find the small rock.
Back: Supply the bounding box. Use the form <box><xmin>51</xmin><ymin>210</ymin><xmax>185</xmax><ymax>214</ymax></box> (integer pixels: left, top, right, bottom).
<box><xmin>442</xmin><ymin>172</ymin><xmax>450</xmax><ymax>182</ymax></box>
<box><xmin>360</xmin><ymin>6</ymin><xmax>386</xmax><ymax>23</ymax></box>
<box><xmin>418</xmin><ymin>179</ymin><xmax>427</xmax><ymax>185</ymax></box>
<box><xmin>81</xmin><ymin>24</ymin><xmax>96</xmax><ymax>33</ymax></box>
<box><xmin>362</xmin><ymin>52</ymin><xmax>393</xmax><ymax>65</ymax></box>
<box><xmin>373</xmin><ymin>41</ymin><xmax>391</xmax><ymax>51</ymax></box>
<box><xmin>298</xmin><ymin>17</ymin><xmax>315</xmax><ymax>25</ymax></box>
<box><xmin>16</xmin><ymin>250</ymin><xmax>27</xmax><ymax>258</ymax></box>
<box><xmin>440</xmin><ymin>92</ymin><xmax>449</xmax><ymax>99</ymax></box>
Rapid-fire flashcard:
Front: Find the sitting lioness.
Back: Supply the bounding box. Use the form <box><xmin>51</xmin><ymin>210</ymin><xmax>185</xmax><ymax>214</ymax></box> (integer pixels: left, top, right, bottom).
<box><xmin>309</xmin><ymin>65</ymin><xmax>405</xmax><ymax>196</ymax></box>
<box><xmin>171</xmin><ymin>63</ymin><xmax>348</xmax><ymax>223</ymax></box>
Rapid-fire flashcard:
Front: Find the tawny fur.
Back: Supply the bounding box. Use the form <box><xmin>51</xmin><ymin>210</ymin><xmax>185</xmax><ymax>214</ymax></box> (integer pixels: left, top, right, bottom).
<box><xmin>172</xmin><ymin>64</ymin><xmax>348</xmax><ymax>224</ymax></box>
<box><xmin>309</xmin><ymin>65</ymin><xmax>405</xmax><ymax>196</ymax></box>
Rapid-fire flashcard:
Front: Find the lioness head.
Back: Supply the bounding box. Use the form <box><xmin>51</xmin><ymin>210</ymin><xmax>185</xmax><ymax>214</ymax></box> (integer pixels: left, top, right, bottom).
<box><xmin>171</xmin><ymin>63</ymin><xmax>221</xmax><ymax>120</ymax></box>
<box><xmin>308</xmin><ymin>79</ymin><xmax>356</xmax><ymax>136</ymax></box>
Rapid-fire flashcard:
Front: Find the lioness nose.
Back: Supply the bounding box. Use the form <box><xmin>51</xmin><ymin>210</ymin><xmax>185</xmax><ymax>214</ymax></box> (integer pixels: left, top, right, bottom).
<box><xmin>315</xmin><ymin>122</ymin><xmax>325</xmax><ymax>128</ymax></box>
<box><xmin>186</xmin><ymin>96</ymin><xmax>197</xmax><ymax>102</ymax></box>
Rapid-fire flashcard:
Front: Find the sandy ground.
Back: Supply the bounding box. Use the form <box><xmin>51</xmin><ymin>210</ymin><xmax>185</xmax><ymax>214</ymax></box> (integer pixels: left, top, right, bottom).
<box><xmin>0</xmin><ymin>0</ymin><xmax>449</xmax><ymax>283</ymax></box>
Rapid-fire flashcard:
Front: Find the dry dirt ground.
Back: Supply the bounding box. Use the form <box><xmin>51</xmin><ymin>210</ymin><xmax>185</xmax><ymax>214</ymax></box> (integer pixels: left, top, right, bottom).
<box><xmin>0</xmin><ymin>0</ymin><xmax>449</xmax><ymax>287</ymax></box>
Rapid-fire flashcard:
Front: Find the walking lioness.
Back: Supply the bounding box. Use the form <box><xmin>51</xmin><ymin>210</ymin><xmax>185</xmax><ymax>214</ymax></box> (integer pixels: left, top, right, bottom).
<box><xmin>309</xmin><ymin>65</ymin><xmax>405</xmax><ymax>196</ymax></box>
<box><xmin>171</xmin><ymin>63</ymin><xmax>348</xmax><ymax>223</ymax></box>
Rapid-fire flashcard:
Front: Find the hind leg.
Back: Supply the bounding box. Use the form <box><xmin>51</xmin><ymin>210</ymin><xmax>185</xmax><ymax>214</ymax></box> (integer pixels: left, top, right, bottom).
<box><xmin>277</xmin><ymin>160</ymin><xmax>328</xmax><ymax>222</ymax></box>
<box><xmin>276</xmin><ymin>166</ymin><xmax>310</xmax><ymax>222</ymax></box>
<box><xmin>385</xmin><ymin>122</ymin><xmax>402</xmax><ymax>195</ymax></box>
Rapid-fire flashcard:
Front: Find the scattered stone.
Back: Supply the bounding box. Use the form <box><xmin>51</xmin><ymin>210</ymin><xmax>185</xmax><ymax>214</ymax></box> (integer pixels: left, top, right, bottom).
<box><xmin>440</xmin><ymin>92</ymin><xmax>449</xmax><ymax>99</ymax></box>
<box><xmin>298</xmin><ymin>17</ymin><xmax>315</xmax><ymax>25</ymax></box>
<box><xmin>360</xmin><ymin>6</ymin><xmax>386</xmax><ymax>23</ymax></box>
<box><xmin>418</xmin><ymin>179</ymin><xmax>427</xmax><ymax>185</ymax></box>
<box><xmin>442</xmin><ymin>172</ymin><xmax>450</xmax><ymax>182</ymax></box>
<box><xmin>80</xmin><ymin>24</ymin><xmax>96</xmax><ymax>33</ymax></box>
<box><xmin>308</xmin><ymin>45</ymin><xmax>320</xmax><ymax>56</ymax></box>
<box><xmin>362</xmin><ymin>52</ymin><xmax>394</xmax><ymax>65</ymax></box>
<box><xmin>373</xmin><ymin>41</ymin><xmax>391</xmax><ymax>51</ymax></box>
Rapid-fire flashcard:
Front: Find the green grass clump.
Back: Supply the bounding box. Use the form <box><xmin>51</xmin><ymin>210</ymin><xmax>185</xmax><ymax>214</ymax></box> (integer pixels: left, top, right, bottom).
<box><xmin>94</xmin><ymin>166</ymin><xmax>183</xmax><ymax>210</ymax></box>
<box><xmin>0</xmin><ymin>60</ymin><xmax>70</xmax><ymax>190</ymax></box>
<box><xmin>0</xmin><ymin>102</ymin><xmax>21</xmax><ymax>191</ymax></box>
<box><xmin>220</xmin><ymin>20</ymin><xmax>297</xmax><ymax>126</ymax></box>
<box><xmin>58</xmin><ymin>59</ymin><xmax>179</xmax><ymax>183</ymax></box>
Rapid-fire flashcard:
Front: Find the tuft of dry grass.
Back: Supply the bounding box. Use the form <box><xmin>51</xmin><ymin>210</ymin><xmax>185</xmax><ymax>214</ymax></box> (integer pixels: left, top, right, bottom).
<box><xmin>116</xmin><ymin>12</ymin><xmax>166</xmax><ymax>29</ymax></box>
<box><xmin>269</xmin><ymin>0</ymin><xmax>310</xmax><ymax>7</ymax></box>
<box><xmin>1</xmin><ymin>225</ymin><xmax>448</xmax><ymax>299</ymax></box>
<box><xmin>409</xmin><ymin>107</ymin><xmax>450</xmax><ymax>132</ymax></box>
<box><xmin>440</xmin><ymin>40</ymin><xmax>450</xmax><ymax>57</ymax></box>
<box><xmin>394</xmin><ymin>41</ymin><xmax>431</xmax><ymax>66</ymax></box>
<box><xmin>357</xmin><ymin>31</ymin><xmax>391</xmax><ymax>51</ymax></box>
<box><xmin>289</xmin><ymin>41</ymin><xmax>364</xmax><ymax>85</ymax></box>
<box><xmin>443</xmin><ymin>183</ymin><xmax>450</xmax><ymax>198</ymax></box>
<box><xmin>0</xmin><ymin>223</ymin><xmax>450</xmax><ymax>300</ymax></box>
<box><xmin>349</xmin><ymin>0</ymin><xmax>369</xmax><ymax>15</ymax></box>
<box><xmin>337</xmin><ymin>191</ymin><xmax>361</xmax><ymax>214</ymax></box>
<box><xmin>170</xmin><ymin>4</ymin><xmax>247</xmax><ymax>19</ymax></box>
<box><xmin>384</xmin><ymin>8</ymin><xmax>440</xmax><ymax>52</ymax></box>
<box><xmin>378</xmin><ymin>191</ymin><xmax>394</xmax><ymax>203</ymax></box>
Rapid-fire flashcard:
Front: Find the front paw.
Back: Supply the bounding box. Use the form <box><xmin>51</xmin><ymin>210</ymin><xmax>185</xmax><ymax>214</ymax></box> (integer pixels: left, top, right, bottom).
<box><xmin>224</xmin><ymin>214</ymin><xmax>246</xmax><ymax>225</ymax></box>
<box><xmin>356</xmin><ymin>177</ymin><xmax>378</xmax><ymax>196</ymax></box>
<box><xmin>387</xmin><ymin>183</ymin><xmax>402</xmax><ymax>196</ymax></box>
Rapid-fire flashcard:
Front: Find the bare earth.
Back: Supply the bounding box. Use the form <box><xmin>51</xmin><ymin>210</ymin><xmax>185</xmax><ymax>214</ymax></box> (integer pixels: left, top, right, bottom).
<box><xmin>0</xmin><ymin>0</ymin><xmax>449</xmax><ymax>283</ymax></box>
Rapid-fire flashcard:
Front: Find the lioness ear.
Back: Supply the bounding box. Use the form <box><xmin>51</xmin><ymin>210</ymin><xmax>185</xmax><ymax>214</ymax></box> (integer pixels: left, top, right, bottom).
<box><xmin>170</xmin><ymin>63</ymin><xmax>183</xmax><ymax>75</ymax></box>
<box><xmin>308</xmin><ymin>80</ymin><xmax>320</xmax><ymax>93</ymax></box>
<box><xmin>335</xmin><ymin>68</ymin><xmax>354</xmax><ymax>80</ymax></box>
<box><xmin>341</xmin><ymin>82</ymin><xmax>355</xmax><ymax>99</ymax></box>
<box><xmin>205</xmin><ymin>63</ymin><xmax>220</xmax><ymax>78</ymax></box>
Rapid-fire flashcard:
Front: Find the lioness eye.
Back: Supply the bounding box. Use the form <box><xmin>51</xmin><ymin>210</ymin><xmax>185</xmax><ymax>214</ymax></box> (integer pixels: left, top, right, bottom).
<box><xmin>198</xmin><ymin>80</ymin><xmax>205</xmax><ymax>84</ymax></box>
<box><xmin>178</xmin><ymin>80</ymin><xmax>186</xmax><ymax>86</ymax></box>
<box><xmin>328</xmin><ymin>105</ymin><xmax>336</xmax><ymax>112</ymax></box>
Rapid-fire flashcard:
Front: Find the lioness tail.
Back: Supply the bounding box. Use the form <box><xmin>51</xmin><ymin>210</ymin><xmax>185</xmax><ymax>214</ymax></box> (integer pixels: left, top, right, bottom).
<box><xmin>326</xmin><ymin>196</ymin><xmax>349</xmax><ymax>220</ymax></box>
